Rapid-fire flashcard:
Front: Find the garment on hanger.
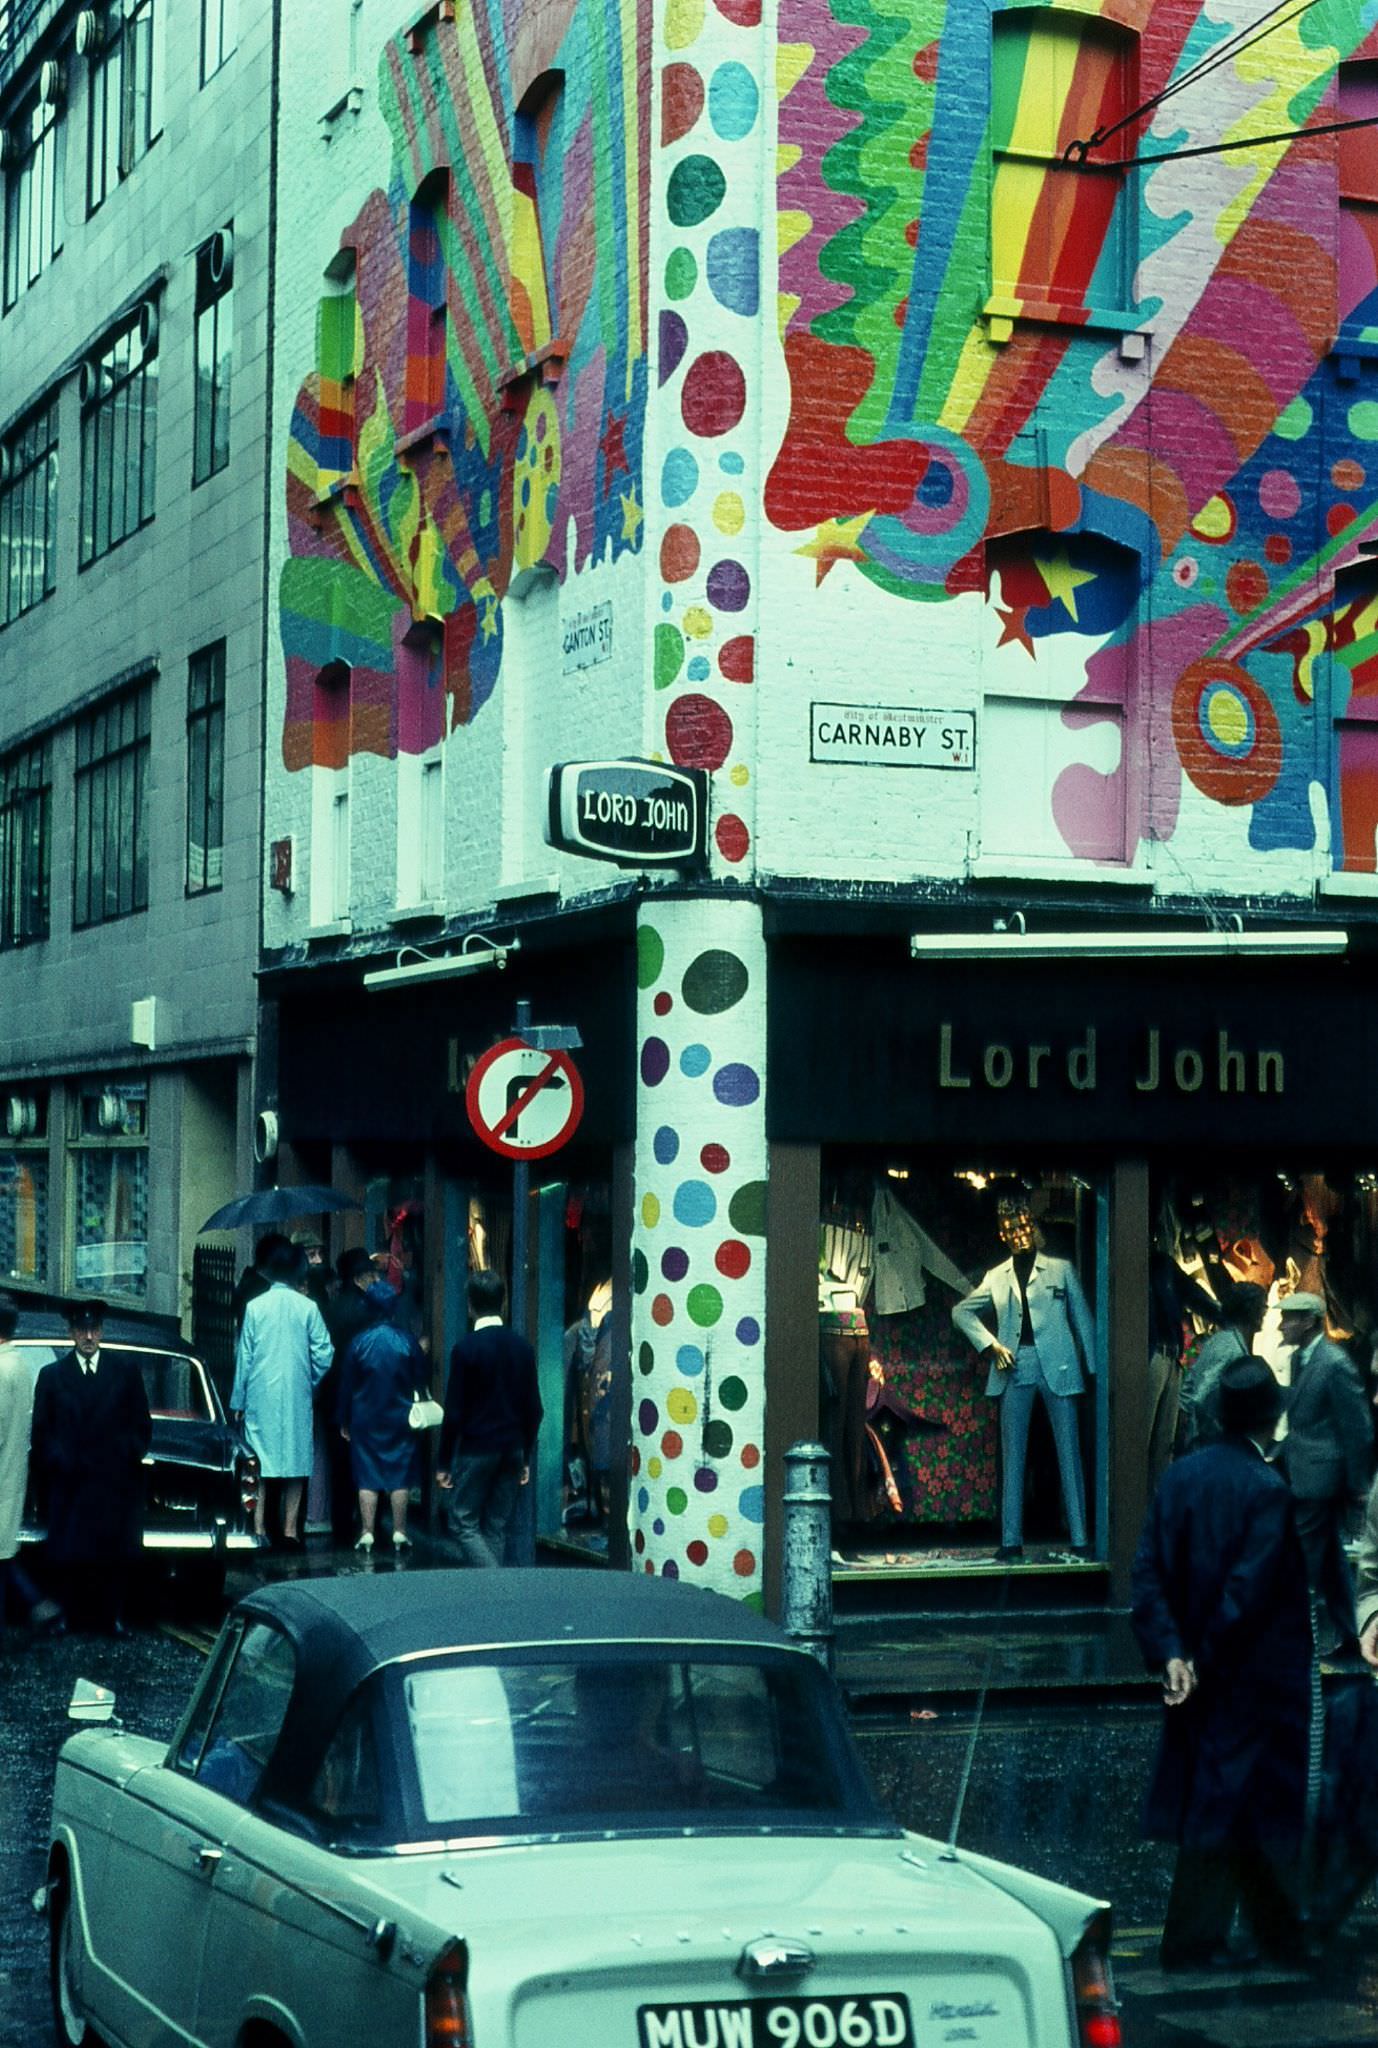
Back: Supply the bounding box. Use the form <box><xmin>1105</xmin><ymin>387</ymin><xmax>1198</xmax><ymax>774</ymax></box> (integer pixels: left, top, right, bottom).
<box><xmin>818</xmin><ymin>1216</ymin><xmax>874</xmax><ymax>1319</ymax></box>
<box><xmin>870</xmin><ymin>1183</ymin><xmax>970</xmax><ymax>1315</ymax></box>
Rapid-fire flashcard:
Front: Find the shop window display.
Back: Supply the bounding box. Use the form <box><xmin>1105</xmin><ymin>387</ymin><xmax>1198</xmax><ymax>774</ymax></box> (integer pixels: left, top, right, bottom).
<box><xmin>70</xmin><ymin>1081</ymin><xmax>148</xmax><ymax>1301</ymax></box>
<box><xmin>0</xmin><ymin>1089</ymin><xmax>47</xmax><ymax>1285</ymax></box>
<box><xmin>819</xmin><ymin>1161</ymin><xmax>1104</xmax><ymax>1566</ymax></box>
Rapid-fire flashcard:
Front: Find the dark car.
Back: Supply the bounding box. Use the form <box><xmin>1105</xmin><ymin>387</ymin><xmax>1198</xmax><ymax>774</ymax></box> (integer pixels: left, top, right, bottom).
<box><xmin>17</xmin><ymin>1335</ymin><xmax>259</xmax><ymax>1597</ymax></box>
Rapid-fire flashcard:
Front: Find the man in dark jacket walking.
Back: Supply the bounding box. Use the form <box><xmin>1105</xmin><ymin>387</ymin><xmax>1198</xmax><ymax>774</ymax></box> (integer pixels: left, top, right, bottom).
<box><xmin>1132</xmin><ymin>1358</ymin><xmax>1312</xmax><ymax>1970</ymax></box>
<box><xmin>30</xmin><ymin>1300</ymin><xmax>152</xmax><ymax>1634</ymax></box>
<box><xmin>437</xmin><ymin>1269</ymin><xmax>542</xmax><ymax>1567</ymax></box>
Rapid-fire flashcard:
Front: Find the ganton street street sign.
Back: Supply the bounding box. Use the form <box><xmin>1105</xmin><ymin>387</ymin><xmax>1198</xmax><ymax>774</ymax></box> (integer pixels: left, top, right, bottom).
<box><xmin>546</xmin><ymin>758</ymin><xmax>708</xmax><ymax>868</ymax></box>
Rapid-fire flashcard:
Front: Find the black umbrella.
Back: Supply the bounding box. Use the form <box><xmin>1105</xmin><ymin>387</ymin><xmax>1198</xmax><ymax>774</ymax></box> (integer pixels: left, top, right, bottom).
<box><xmin>199</xmin><ymin>1185</ymin><xmax>361</xmax><ymax>1233</ymax></box>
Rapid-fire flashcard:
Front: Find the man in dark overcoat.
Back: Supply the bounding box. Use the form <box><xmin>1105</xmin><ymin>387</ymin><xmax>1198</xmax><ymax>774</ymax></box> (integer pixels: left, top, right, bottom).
<box><xmin>30</xmin><ymin>1300</ymin><xmax>151</xmax><ymax>1633</ymax></box>
<box><xmin>1132</xmin><ymin>1358</ymin><xmax>1312</xmax><ymax>1969</ymax></box>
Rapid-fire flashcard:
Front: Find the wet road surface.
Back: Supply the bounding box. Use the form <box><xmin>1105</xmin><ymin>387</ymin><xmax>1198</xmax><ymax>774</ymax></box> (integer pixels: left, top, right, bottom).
<box><xmin>1</xmin><ymin>1552</ymin><xmax>1374</xmax><ymax>2046</ymax></box>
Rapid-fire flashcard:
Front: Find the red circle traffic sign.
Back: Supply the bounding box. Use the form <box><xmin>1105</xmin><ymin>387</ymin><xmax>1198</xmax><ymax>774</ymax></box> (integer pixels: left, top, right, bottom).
<box><xmin>465</xmin><ymin>1037</ymin><xmax>585</xmax><ymax>1160</ymax></box>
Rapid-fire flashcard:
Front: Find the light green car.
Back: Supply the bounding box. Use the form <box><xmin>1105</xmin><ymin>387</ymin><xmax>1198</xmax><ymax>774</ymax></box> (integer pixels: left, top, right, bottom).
<box><xmin>43</xmin><ymin>1571</ymin><xmax>1119</xmax><ymax>2048</ymax></box>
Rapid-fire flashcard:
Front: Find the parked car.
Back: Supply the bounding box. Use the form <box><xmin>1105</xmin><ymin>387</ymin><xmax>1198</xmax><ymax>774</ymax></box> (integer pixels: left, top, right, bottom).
<box><xmin>42</xmin><ymin>1570</ymin><xmax>1120</xmax><ymax>2048</ymax></box>
<box><xmin>16</xmin><ymin>1335</ymin><xmax>258</xmax><ymax>1598</ymax></box>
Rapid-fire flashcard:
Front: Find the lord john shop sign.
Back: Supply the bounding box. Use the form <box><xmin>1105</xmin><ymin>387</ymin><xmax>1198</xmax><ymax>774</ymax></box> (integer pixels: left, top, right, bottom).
<box><xmin>767</xmin><ymin>945</ymin><xmax>1378</xmax><ymax>1148</ymax></box>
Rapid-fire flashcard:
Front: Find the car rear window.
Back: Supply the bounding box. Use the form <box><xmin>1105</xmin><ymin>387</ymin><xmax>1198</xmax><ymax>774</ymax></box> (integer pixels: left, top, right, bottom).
<box><xmin>135</xmin><ymin>1351</ymin><xmax>215</xmax><ymax>1421</ymax></box>
<box><xmin>397</xmin><ymin>1652</ymin><xmax>874</xmax><ymax>1837</ymax></box>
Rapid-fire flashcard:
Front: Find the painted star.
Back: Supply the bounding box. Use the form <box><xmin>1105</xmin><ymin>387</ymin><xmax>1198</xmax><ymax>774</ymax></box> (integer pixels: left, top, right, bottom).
<box><xmin>796</xmin><ymin>511</ymin><xmax>872</xmax><ymax>584</ymax></box>
<box><xmin>600</xmin><ymin>411</ymin><xmax>629</xmax><ymax>482</ymax></box>
<box><xmin>479</xmin><ymin>599</ymin><xmax>499</xmax><ymax>642</ymax></box>
<box><xmin>620</xmin><ymin>487</ymin><xmax>643</xmax><ymax>543</ymax></box>
<box><xmin>1033</xmin><ymin>547</ymin><xmax>1096</xmax><ymax>622</ymax></box>
<box><xmin>996</xmin><ymin>604</ymin><xmax>1035</xmax><ymax>656</ymax></box>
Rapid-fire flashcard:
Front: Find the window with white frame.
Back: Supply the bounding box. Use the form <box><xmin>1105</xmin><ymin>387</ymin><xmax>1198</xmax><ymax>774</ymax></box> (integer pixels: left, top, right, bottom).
<box><xmin>396</xmin><ymin>745</ymin><xmax>444</xmax><ymax>908</ymax></box>
<box><xmin>3</xmin><ymin>93</ymin><xmax>64</xmax><ymax>310</ymax></box>
<box><xmin>0</xmin><ymin>396</ymin><xmax>58</xmax><ymax>626</ymax></box>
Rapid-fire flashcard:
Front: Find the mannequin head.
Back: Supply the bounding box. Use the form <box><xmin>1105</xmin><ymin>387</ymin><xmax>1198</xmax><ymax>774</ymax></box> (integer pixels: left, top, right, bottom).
<box><xmin>997</xmin><ymin>1199</ymin><xmax>1037</xmax><ymax>1255</ymax></box>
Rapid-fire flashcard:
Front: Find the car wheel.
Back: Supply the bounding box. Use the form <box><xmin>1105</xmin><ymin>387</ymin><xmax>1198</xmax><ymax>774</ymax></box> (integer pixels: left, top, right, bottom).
<box><xmin>50</xmin><ymin>1880</ymin><xmax>101</xmax><ymax>2048</ymax></box>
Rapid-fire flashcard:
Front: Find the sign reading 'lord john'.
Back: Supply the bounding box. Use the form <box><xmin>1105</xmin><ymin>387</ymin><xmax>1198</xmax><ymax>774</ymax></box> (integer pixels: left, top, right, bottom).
<box><xmin>546</xmin><ymin>759</ymin><xmax>708</xmax><ymax>868</ymax></box>
<box><xmin>938</xmin><ymin>1024</ymin><xmax>1284</xmax><ymax>1098</ymax></box>
<box><xmin>765</xmin><ymin>942</ymin><xmax>1371</xmax><ymax>1148</ymax></box>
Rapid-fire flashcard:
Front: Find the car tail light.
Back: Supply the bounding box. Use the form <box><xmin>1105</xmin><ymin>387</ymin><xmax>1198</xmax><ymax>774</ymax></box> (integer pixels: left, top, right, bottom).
<box><xmin>239</xmin><ymin>1453</ymin><xmax>260</xmax><ymax>1515</ymax></box>
<box><xmin>1070</xmin><ymin>1914</ymin><xmax>1121</xmax><ymax>2048</ymax></box>
<box><xmin>425</xmin><ymin>1938</ymin><xmax>472</xmax><ymax>2046</ymax></box>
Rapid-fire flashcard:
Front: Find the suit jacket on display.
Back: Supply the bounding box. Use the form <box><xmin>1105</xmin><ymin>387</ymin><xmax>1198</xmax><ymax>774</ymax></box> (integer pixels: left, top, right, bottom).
<box><xmin>1280</xmin><ymin>1335</ymin><xmax>1371</xmax><ymax>1502</ymax></box>
<box><xmin>30</xmin><ymin>1349</ymin><xmax>152</xmax><ymax>1563</ymax></box>
<box><xmin>952</xmin><ymin>1253</ymin><xmax>1097</xmax><ymax>1399</ymax></box>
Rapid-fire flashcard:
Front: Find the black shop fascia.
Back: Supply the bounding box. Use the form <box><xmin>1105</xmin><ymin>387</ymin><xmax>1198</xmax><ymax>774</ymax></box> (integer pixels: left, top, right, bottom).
<box><xmin>766</xmin><ymin>930</ymin><xmax>1375</xmax><ymax>1150</ymax></box>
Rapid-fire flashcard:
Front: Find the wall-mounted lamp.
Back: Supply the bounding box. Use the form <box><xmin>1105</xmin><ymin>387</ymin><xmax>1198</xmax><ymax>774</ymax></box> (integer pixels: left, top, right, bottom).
<box><xmin>364</xmin><ymin>932</ymin><xmax>520</xmax><ymax>993</ymax></box>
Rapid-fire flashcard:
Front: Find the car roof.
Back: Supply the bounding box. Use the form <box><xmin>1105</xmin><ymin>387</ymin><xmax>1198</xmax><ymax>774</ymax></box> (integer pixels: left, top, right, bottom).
<box><xmin>242</xmin><ymin>1567</ymin><xmax>794</xmax><ymax>1669</ymax></box>
<box><xmin>242</xmin><ymin>1571</ymin><xmax>807</xmax><ymax>1806</ymax></box>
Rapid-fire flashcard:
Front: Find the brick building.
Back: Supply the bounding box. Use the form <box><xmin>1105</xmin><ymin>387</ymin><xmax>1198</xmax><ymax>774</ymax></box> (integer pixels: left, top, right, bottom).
<box><xmin>0</xmin><ymin>0</ymin><xmax>267</xmax><ymax>1342</ymax></box>
<box><xmin>8</xmin><ymin>1</ymin><xmax>1367</xmax><ymax>1598</ymax></box>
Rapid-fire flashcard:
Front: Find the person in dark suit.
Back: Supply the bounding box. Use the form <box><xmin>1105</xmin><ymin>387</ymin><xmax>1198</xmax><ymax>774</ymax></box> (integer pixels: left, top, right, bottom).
<box><xmin>436</xmin><ymin>1269</ymin><xmax>542</xmax><ymax>1567</ymax></box>
<box><xmin>1132</xmin><ymin>1359</ymin><xmax>1312</xmax><ymax>1969</ymax></box>
<box><xmin>1276</xmin><ymin>1292</ymin><xmax>1372</xmax><ymax>1655</ymax></box>
<box><xmin>30</xmin><ymin>1300</ymin><xmax>152</xmax><ymax>1634</ymax></box>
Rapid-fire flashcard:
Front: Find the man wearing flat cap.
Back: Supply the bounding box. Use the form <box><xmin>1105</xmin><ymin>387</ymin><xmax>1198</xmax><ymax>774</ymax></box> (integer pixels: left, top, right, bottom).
<box><xmin>1276</xmin><ymin>1293</ymin><xmax>1371</xmax><ymax>1656</ymax></box>
<box><xmin>1132</xmin><ymin>1358</ymin><xmax>1312</xmax><ymax>1968</ymax></box>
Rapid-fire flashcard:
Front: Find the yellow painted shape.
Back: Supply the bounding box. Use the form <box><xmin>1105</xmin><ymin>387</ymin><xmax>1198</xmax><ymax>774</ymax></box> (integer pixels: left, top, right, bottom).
<box><xmin>513</xmin><ymin>387</ymin><xmax>562</xmax><ymax>570</ymax></box>
<box><xmin>708</xmin><ymin>1512</ymin><xmax>729</xmax><ymax>1538</ymax></box>
<box><xmin>1191</xmin><ymin>496</ymin><xmax>1233</xmax><ymax>542</ymax></box>
<box><xmin>667</xmin><ymin>1387</ymin><xmax>698</xmax><ymax>1424</ymax></box>
<box><xmin>648</xmin><ymin>1456</ymin><xmax>663</xmax><ymax>1479</ymax></box>
<box><xmin>1205</xmin><ymin>686</ymin><xmax>1249</xmax><ymax>748</ymax></box>
<box><xmin>1034</xmin><ymin>547</ymin><xmax>1096</xmax><ymax>621</ymax></box>
<box><xmin>778</xmin><ymin>208</ymin><xmax>812</xmax><ymax>260</ymax></box>
<box><xmin>683</xmin><ymin>605</ymin><xmax>713</xmax><ymax>639</ymax></box>
<box><xmin>777</xmin><ymin>290</ymin><xmax>801</xmax><ymax>340</ymax></box>
<box><xmin>777</xmin><ymin>43</ymin><xmax>813</xmax><ymax>101</ymax></box>
<box><xmin>939</xmin><ymin>326</ymin><xmax>998</xmax><ymax>435</ymax></box>
<box><xmin>777</xmin><ymin>144</ymin><xmax>802</xmax><ymax>176</ymax></box>
<box><xmin>1216</xmin><ymin>15</ymin><xmax>1339</xmax><ymax>247</ymax></box>
<box><xmin>665</xmin><ymin>0</ymin><xmax>704</xmax><ymax>52</ymax></box>
<box><xmin>642</xmin><ymin>1192</ymin><xmax>661</xmax><ymax>1227</ymax></box>
<box><xmin>713</xmin><ymin>490</ymin><xmax>745</xmax><ymax>534</ymax></box>
<box><xmin>621</xmin><ymin>486</ymin><xmax>644</xmax><ymax>543</ymax></box>
<box><xmin>730</xmin><ymin>763</ymin><xmax>750</xmax><ymax>787</ymax></box>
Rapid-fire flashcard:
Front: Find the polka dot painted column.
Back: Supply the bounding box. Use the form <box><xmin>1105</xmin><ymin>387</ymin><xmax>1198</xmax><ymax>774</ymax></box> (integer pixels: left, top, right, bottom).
<box><xmin>649</xmin><ymin>0</ymin><xmax>764</xmax><ymax>874</ymax></box>
<box><xmin>630</xmin><ymin>896</ymin><xmax>768</xmax><ymax>1599</ymax></box>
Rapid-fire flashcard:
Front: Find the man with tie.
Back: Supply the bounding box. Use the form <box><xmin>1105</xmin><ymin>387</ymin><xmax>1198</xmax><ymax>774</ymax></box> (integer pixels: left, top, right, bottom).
<box><xmin>30</xmin><ymin>1300</ymin><xmax>152</xmax><ymax>1634</ymax></box>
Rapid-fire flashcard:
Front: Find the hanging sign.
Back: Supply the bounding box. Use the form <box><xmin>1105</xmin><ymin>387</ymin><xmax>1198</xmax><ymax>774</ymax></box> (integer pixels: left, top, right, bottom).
<box><xmin>546</xmin><ymin>759</ymin><xmax>708</xmax><ymax>868</ymax></box>
<box><xmin>466</xmin><ymin>1036</ymin><xmax>585</xmax><ymax>1160</ymax></box>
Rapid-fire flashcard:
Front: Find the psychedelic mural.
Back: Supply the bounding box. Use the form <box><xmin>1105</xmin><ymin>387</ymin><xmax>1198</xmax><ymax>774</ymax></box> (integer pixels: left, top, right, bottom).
<box><xmin>768</xmin><ymin>0</ymin><xmax>1378</xmax><ymax>869</ymax></box>
<box><xmin>279</xmin><ymin>0</ymin><xmax>651</xmax><ymax>770</ymax></box>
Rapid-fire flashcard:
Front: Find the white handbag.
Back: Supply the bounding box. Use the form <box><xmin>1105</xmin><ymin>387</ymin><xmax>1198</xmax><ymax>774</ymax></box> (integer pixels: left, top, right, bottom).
<box><xmin>408</xmin><ymin>1394</ymin><xmax>444</xmax><ymax>1431</ymax></box>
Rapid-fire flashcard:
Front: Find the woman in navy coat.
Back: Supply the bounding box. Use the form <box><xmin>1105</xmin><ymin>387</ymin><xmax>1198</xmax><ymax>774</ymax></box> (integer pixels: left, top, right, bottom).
<box><xmin>337</xmin><ymin>1282</ymin><xmax>424</xmax><ymax>1552</ymax></box>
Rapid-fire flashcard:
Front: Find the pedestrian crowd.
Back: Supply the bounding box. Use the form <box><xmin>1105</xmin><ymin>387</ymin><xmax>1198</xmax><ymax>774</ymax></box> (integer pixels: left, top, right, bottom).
<box><xmin>1132</xmin><ymin>1285</ymin><xmax>1378</xmax><ymax>1974</ymax></box>
<box><xmin>0</xmin><ymin>1239</ymin><xmax>542</xmax><ymax>1644</ymax></box>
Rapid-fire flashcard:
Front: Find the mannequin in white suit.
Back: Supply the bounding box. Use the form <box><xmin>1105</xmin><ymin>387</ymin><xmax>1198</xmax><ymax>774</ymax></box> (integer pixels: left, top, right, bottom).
<box><xmin>953</xmin><ymin>1199</ymin><xmax>1095</xmax><ymax>1562</ymax></box>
